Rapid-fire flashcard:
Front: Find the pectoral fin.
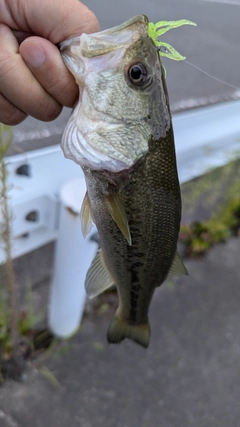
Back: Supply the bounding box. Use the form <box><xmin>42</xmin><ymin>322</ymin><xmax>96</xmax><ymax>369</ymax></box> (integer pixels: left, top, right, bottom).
<box><xmin>167</xmin><ymin>251</ymin><xmax>188</xmax><ymax>279</ymax></box>
<box><xmin>85</xmin><ymin>250</ymin><xmax>114</xmax><ymax>298</ymax></box>
<box><xmin>105</xmin><ymin>194</ymin><xmax>132</xmax><ymax>245</ymax></box>
<box><xmin>80</xmin><ymin>192</ymin><xmax>93</xmax><ymax>238</ymax></box>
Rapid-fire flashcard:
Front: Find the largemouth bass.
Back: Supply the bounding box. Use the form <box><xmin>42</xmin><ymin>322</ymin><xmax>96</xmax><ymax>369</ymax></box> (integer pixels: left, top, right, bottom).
<box><xmin>60</xmin><ymin>15</ymin><xmax>187</xmax><ymax>348</ymax></box>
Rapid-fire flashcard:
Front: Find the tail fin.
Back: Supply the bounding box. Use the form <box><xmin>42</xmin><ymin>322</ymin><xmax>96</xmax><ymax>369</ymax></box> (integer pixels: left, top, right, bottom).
<box><xmin>107</xmin><ymin>313</ymin><xmax>150</xmax><ymax>348</ymax></box>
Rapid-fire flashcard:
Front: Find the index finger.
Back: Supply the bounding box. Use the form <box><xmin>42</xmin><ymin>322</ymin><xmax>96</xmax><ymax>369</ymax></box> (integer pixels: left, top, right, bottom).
<box><xmin>2</xmin><ymin>0</ymin><xmax>99</xmax><ymax>42</ymax></box>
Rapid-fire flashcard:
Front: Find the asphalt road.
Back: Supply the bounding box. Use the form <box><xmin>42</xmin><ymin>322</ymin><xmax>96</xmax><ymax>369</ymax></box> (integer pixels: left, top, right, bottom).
<box><xmin>9</xmin><ymin>0</ymin><xmax>240</xmax><ymax>154</ymax></box>
<box><xmin>86</xmin><ymin>0</ymin><xmax>240</xmax><ymax>106</ymax></box>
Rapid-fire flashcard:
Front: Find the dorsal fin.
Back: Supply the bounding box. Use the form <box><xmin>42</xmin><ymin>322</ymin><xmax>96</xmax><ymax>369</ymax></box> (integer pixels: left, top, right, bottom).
<box><xmin>104</xmin><ymin>194</ymin><xmax>132</xmax><ymax>245</ymax></box>
<box><xmin>85</xmin><ymin>250</ymin><xmax>114</xmax><ymax>298</ymax></box>
<box><xmin>80</xmin><ymin>191</ymin><xmax>93</xmax><ymax>238</ymax></box>
<box><xmin>167</xmin><ymin>251</ymin><xmax>188</xmax><ymax>279</ymax></box>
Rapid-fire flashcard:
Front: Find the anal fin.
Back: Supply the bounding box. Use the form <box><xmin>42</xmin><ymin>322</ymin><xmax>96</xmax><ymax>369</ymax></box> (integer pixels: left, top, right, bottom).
<box><xmin>105</xmin><ymin>194</ymin><xmax>132</xmax><ymax>245</ymax></box>
<box><xmin>167</xmin><ymin>251</ymin><xmax>188</xmax><ymax>280</ymax></box>
<box><xmin>85</xmin><ymin>250</ymin><xmax>114</xmax><ymax>298</ymax></box>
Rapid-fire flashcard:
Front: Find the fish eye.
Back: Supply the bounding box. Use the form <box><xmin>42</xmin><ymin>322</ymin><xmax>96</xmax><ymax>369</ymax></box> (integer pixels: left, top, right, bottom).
<box><xmin>128</xmin><ymin>63</ymin><xmax>148</xmax><ymax>87</ymax></box>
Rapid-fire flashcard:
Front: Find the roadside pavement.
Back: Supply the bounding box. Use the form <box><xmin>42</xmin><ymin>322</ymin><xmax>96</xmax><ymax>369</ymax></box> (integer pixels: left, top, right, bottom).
<box><xmin>0</xmin><ymin>234</ymin><xmax>240</xmax><ymax>427</ymax></box>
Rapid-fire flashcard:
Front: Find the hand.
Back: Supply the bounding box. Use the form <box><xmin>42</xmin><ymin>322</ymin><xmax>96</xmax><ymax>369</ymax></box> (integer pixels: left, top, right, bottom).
<box><xmin>0</xmin><ymin>0</ymin><xmax>99</xmax><ymax>125</ymax></box>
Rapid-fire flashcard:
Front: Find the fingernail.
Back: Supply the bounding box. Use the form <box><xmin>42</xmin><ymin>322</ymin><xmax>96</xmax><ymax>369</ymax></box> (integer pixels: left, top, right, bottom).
<box><xmin>25</xmin><ymin>46</ymin><xmax>46</xmax><ymax>68</ymax></box>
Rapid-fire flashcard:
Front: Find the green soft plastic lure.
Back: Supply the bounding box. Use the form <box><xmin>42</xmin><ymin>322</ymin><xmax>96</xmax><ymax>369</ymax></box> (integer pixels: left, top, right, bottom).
<box><xmin>148</xmin><ymin>19</ymin><xmax>197</xmax><ymax>74</ymax></box>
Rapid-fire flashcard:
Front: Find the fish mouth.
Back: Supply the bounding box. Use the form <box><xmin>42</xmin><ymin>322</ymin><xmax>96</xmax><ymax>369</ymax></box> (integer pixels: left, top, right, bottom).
<box><xmin>60</xmin><ymin>15</ymin><xmax>154</xmax><ymax>173</ymax></box>
<box><xmin>59</xmin><ymin>15</ymin><xmax>149</xmax><ymax>79</ymax></box>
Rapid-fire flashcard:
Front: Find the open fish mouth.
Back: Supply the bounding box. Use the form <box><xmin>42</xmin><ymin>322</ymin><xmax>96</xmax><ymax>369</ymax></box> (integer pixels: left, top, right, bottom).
<box><xmin>59</xmin><ymin>15</ymin><xmax>149</xmax><ymax>81</ymax></box>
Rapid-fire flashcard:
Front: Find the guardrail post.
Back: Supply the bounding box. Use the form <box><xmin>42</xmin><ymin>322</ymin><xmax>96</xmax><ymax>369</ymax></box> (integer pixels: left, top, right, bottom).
<box><xmin>48</xmin><ymin>179</ymin><xmax>97</xmax><ymax>338</ymax></box>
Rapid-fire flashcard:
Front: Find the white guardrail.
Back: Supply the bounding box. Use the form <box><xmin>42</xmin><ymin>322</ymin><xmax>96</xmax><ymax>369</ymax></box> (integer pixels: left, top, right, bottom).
<box><xmin>1</xmin><ymin>100</ymin><xmax>240</xmax><ymax>337</ymax></box>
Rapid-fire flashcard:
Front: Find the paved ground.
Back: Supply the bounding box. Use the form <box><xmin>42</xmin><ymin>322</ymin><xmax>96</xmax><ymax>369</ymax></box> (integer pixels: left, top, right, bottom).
<box><xmin>0</xmin><ymin>235</ymin><xmax>240</xmax><ymax>427</ymax></box>
<box><xmin>0</xmin><ymin>159</ymin><xmax>240</xmax><ymax>426</ymax></box>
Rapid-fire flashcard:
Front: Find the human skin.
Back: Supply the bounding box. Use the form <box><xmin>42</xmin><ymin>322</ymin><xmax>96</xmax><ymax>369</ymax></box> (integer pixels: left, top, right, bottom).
<box><xmin>0</xmin><ymin>0</ymin><xmax>99</xmax><ymax>125</ymax></box>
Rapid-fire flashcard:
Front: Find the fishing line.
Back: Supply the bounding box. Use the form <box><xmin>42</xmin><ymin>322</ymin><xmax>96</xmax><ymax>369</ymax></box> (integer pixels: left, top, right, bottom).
<box><xmin>184</xmin><ymin>61</ymin><xmax>240</xmax><ymax>91</ymax></box>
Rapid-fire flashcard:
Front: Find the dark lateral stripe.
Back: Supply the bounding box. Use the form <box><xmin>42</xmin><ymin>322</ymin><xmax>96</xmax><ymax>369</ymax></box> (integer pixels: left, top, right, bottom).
<box><xmin>129</xmin><ymin>269</ymin><xmax>141</xmax><ymax>322</ymax></box>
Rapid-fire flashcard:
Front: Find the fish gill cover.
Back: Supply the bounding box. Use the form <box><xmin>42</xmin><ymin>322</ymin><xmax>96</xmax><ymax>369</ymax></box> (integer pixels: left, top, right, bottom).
<box><xmin>148</xmin><ymin>19</ymin><xmax>197</xmax><ymax>75</ymax></box>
